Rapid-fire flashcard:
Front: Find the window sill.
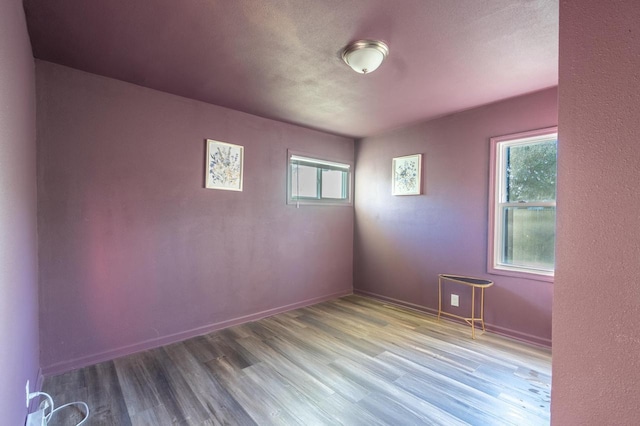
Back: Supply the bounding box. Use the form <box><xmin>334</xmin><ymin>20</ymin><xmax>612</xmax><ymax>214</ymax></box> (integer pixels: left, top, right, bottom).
<box><xmin>488</xmin><ymin>265</ymin><xmax>554</xmax><ymax>283</ymax></box>
<box><xmin>287</xmin><ymin>199</ymin><xmax>353</xmax><ymax>207</ymax></box>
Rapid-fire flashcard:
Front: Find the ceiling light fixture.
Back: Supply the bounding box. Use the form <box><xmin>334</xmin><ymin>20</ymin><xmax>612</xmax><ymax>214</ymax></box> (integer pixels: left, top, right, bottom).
<box><xmin>341</xmin><ymin>40</ymin><xmax>389</xmax><ymax>74</ymax></box>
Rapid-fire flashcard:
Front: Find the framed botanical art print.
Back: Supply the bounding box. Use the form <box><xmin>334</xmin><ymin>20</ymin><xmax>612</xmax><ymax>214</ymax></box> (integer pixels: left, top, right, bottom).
<box><xmin>205</xmin><ymin>139</ymin><xmax>244</xmax><ymax>191</ymax></box>
<box><xmin>392</xmin><ymin>154</ymin><xmax>422</xmax><ymax>195</ymax></box>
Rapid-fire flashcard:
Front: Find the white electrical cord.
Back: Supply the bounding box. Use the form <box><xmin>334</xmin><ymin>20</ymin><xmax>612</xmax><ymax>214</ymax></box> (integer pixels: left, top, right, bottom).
<box><xmin>48</xmin><ymin>401</ymin><xmax>90</xmax><ymax>425</ymax></box>
<box><xmin>27</xmin><ymin>391</ymin><xmax>54</xmax><ymax>418</ymax></box>
<box><xmin>28</xmin><ymin>390</ymin><xmax>89</xmax><ymax>425</ymax></box>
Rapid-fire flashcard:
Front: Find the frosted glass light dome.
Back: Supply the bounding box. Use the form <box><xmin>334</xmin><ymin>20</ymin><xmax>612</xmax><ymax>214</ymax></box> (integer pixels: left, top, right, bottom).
<box><xmin>341</xmin><ymin>40</ymin><xmax>389</xmax><ymax>74</ymax></box>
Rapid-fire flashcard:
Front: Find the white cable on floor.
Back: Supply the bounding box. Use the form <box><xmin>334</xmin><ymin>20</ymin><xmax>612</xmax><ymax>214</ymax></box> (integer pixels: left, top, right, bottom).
<box><xmin>28</xmin><ymin>390</ymin><xmax>89</xmax><ymax>425</ymax></box>
<box><xmin>48</xmin><ymin>400</ymin><xmax>90</xmax><ymax>425</ymax></box>
<box><xmin>27</xmin><ymin>391</ymin><xmax>54</xmax><ymax>419</ymax></box>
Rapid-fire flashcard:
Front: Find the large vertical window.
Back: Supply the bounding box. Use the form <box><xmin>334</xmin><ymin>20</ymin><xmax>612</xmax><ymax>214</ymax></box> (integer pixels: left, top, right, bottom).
<box><xmin>489</xmin><ymin>127</ymin><xmax>557</xmax><ymax>280</ymax></box>
<box><xmin>287</xmin><ymin>151</ymin><xmax>352</xmax><ymax>205</ymax></box>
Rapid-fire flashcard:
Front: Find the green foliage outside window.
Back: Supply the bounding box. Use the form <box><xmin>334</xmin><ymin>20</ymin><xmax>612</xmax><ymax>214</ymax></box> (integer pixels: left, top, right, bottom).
<box><xmin>506</xmin><ymin>140</ymin><xmax>557</xmax><ymax>203</ymax></box>
<box><xmin>501</xmin><ymin>138</ymin><xmax>557</xmax><ymax>272</ymax></box>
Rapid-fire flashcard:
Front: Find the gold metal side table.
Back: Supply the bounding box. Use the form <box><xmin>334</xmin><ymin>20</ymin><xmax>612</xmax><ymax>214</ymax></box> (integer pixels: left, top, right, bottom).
<box><xmin>437</xmin><ymin>274</ymin><xmax>494</xmax><ymax>339</ymax></box>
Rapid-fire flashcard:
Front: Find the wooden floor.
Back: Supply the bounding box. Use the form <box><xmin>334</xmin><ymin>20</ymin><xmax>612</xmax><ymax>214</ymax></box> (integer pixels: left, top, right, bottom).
<box><xmin>42</xmin><ymin>295</ymin><xmax>551</xmax><ymax>425</ymax></box>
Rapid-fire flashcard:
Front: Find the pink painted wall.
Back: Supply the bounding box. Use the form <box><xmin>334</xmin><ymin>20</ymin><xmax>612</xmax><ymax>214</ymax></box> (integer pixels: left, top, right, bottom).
<box><xmin>354</xmin><ymin>87</ymin><xmax>557</xmax><ymax>345</ymax></box>
<box><xmin>553</xmin><ymin>1</ymin><xmax>640</xmax><ymax>424</ymax></box>
<box><xmin>0</xmin><ymin>0</ymin><xmax>39</xmax><ymax>424</ymax></box>
<box><xmin>36</xmin><ymin>61</ymin><xmax>354</xmax><ymax>374</ymax></box>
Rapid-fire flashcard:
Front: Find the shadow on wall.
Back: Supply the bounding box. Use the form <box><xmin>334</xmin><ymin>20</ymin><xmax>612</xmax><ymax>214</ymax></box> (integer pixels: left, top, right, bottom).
<box><xmin>353</xmin><ymin>206</ymin><xmax>433</xmax><ymax>303</ymax></box>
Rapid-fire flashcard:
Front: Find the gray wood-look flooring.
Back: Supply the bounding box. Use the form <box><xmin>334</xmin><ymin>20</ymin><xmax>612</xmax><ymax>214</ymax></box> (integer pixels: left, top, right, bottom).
<box><xmin>42</xmin><ymin>295</ymin><xmax>551</xmax><ymax>425</ymax></box>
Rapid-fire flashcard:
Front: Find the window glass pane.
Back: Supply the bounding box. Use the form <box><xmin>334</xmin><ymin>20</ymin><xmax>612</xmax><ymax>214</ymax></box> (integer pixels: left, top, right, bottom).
<box><xmin>501</xmin><ymin>206</ymin><xmax>555</xmax><ymax>270</ymax></box>
<box><xmin>291</xmin><ymin>164</ymin><xmax>318</xmax><ymax>198</ymax></box>
<box><xmin>321</xmin><ymin>169</ymin><xmax>345</xmax><ymax>199</ymax></box>
<box><xmin>506</xmin><ymin>140</ymin><xmax>557</xmax><ymax>202</ymax></box>
<box><xmin>288</xmin><ymin>153</ymin><xmax>351</xmax><ymax>205</ymax></box>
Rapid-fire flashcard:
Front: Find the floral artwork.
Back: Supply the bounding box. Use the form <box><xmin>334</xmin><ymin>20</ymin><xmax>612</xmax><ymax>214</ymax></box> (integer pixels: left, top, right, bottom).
<box><xmin>392</xmin><ymin>154</ymin><xmax>422</xmax><ymax>195</ymax></box>
<box><xmin>205</xmin><ymin>139</ymin><xmax>244</xmax><ymax>191</ymax></box>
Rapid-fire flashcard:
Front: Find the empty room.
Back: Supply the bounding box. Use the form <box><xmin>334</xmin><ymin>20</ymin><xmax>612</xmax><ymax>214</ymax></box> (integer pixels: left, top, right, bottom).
<box><xmin>2</xmin><ymin>0</ymin><xmax>639</xmax><ymax>425</ymax></box>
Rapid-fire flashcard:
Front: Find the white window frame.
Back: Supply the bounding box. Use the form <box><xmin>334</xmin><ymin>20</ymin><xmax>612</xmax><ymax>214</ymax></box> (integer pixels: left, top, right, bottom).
<box><xmin>488</xmin><ymin>126</ymin><xmax>557</xmax><ymax>282</ymax></box>
<box><xmin>287</xmin><ymin>150</ymin><xmax>353</xmax><ymax>206</ymax></box>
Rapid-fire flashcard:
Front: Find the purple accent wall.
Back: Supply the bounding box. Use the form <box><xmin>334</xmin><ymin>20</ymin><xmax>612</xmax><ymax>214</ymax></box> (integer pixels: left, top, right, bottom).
<box><xmin>0</xmin><ymin>0</ymin><xmax>39</xmax><ymax>424</ymax></box>
<box><xmin>554</xmin><ymin>1</ymin><xmax>640</xmax><ymax>423</ymax></box>
<box><xmin>36</xmin><ymin>61</ymin><xmax>353</xmax><ymax>374</ymax></box>
<box><xmin>354</xmin><ymin>88</ymin><xmax>557</xmax><ymax>345</ymax></box>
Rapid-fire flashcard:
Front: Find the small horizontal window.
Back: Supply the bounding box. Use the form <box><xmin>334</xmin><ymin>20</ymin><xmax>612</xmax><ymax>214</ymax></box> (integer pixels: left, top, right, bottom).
<box><xmin>287</xmin><ymin>152</ymin><xmax>352</xmax><ymax>206</ymax></box>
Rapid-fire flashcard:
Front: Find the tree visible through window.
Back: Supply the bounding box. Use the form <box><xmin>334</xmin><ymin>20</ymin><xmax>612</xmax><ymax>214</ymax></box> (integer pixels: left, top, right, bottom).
<box><xmin>489</xmin><ymin>128</ymin><xmax>558</xmax><ymax>279</ymax></box>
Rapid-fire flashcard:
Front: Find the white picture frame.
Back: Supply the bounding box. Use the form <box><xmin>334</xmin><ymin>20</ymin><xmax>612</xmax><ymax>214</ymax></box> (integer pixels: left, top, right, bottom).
<box><xmin>205</xmin><ymin>139</ymin><xmax>244</xmax><ymax>191</ymax></box>
<box><xmin>392</xmin><ymin>154</ymin><xmax>422</xmax><ymax>195</ymax></box>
